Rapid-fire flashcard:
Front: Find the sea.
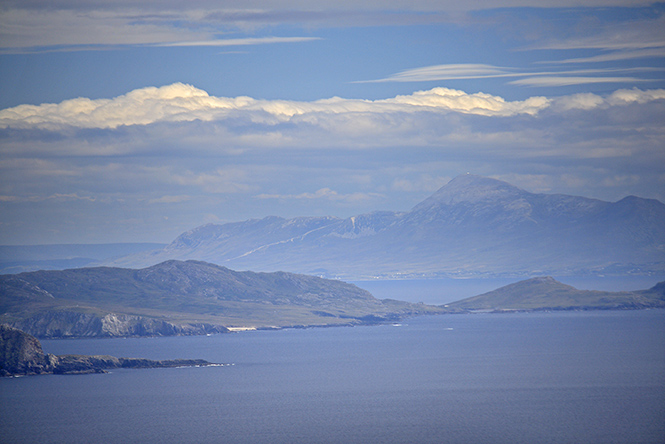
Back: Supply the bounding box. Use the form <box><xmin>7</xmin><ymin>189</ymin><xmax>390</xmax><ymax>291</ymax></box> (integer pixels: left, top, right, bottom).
<box><xmin>1</xmin><ymin>277</ymin><xmax>664</xmax><ymax>444</ymax></box>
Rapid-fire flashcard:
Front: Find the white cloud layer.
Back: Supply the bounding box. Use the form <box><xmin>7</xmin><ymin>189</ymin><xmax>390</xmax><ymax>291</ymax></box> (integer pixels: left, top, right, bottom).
<box><xmin>0</xmin><ymin>83</ymin><xmax>552</xmax><ymax>130</ymax></box>
<box><xmin>2</xmin><ymin>83</ymin><xmax>665</xmax><ymax>133</ymax></box>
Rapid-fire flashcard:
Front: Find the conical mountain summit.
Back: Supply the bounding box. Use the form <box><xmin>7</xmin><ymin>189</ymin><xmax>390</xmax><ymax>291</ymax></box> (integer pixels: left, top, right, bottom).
<box><xmin>105</xmin><ymin>175</ymin><xmax>665</xmax><ymax>279</ymax></box>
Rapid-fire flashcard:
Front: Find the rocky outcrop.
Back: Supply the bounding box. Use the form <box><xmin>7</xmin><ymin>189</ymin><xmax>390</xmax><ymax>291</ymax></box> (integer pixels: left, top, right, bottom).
<box><xmin>9</xmin><ymin>311</ymin><xmax>228</xmax><ymax>339</ymax></box>
<box><xmin>49</xmin><ymin>355</ymin><xmax>215</xmax><ymax>375</ymax></box>
<box><xmin>0</xmin><ymin>324</ymin><xmax>56</xmax><ymax>376</ymax></box>
<box><xmin>0</xmin><ymin>325</ymin><xmax>219</xmax><ymax>377</ymax></box>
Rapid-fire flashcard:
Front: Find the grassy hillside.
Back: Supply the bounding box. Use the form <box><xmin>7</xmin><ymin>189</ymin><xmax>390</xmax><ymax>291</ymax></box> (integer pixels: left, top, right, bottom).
<box><xmin>446</xmin><ymin>276</ymin><xmax>665</xmax><ymax>311</ymax></box>
<box><xmin>0</xmin><ymin>260</ymin><xmax>442</xmax><ymax>337</ymax></box>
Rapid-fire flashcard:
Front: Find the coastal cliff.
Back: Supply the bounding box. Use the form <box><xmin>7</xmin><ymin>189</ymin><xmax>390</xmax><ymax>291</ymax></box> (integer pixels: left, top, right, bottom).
<box><xmin>0</xmin><ymin>325</ymin><xmax>217</xmax><ymax>377</ymax></box>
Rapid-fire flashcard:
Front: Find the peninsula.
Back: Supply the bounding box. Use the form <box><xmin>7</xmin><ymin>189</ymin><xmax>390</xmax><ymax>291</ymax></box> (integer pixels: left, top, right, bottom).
<box><xmin>0</xmin><ymin>325</ymin><xmax>220</xmax><ymax>376</ymax></box>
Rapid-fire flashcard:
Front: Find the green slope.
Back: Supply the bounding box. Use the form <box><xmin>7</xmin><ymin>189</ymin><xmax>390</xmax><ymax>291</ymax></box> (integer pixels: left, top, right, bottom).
<box><xmin>446</xmin><ymin>276</ymin><xmax>665</xmax><ymax>311</ymax></box>
<box><xmin>0</xmin><ymin>260</ymin><xmax>442</xmax><ymax>338</ymax></box>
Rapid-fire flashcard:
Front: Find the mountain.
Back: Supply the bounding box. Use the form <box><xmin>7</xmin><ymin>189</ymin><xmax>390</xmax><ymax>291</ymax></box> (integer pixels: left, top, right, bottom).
<box><xmin>445</xmin><ymin>276</ymin><xmax>665</xmax><ymax>311</ymax></box>
<box><xmin>0</xmin><ymin>260</ymin><xmax>441</xmax><ymax>338</ymax></box>
<box><xmin>104</xmin><ymin>175</ymin><xmax>665</xmax><ymax>279</ymax></box>
<box><xmin>0</xmin><ymin>325</ymin><xmax>217</xmax><ymax>376</ymax></box>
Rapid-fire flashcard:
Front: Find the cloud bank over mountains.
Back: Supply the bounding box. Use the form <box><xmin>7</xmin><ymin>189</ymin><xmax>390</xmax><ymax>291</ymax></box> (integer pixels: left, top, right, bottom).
<box><xmin>0</xmin><ymin>1</ymin><xmax>662</xmax><ymax>245</ymax></box>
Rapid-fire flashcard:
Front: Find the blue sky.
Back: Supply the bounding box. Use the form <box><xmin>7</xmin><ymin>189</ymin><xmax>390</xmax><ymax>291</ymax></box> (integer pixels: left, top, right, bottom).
<box><xmin>0</xmin><ymin>1</ymin><xmax>664</xmax><ymax>244</ymax></box>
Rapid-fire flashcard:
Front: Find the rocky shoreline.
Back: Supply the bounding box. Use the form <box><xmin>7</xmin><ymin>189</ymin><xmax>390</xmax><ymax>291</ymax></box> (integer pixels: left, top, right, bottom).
<box><xmin>0</xmin><ymin>324</ymin><xmax>221</xmax><ymax>377</ymax></box>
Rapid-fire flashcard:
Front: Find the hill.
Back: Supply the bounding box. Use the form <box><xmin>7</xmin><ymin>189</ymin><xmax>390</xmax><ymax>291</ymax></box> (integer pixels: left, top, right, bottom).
<box><xmin>0</xmin><ymin>260</ymin><xmax>441</xmax><ymax>338</ymax></box>
<box><xmin>445</xmin><ymin>277</ymin><xmax>665</xmax><ymax>312</ymax></box>
<box><xmin>103</xmin><ymin>175</ymin><xmax>665</xmax><ymax>279</ymax></box>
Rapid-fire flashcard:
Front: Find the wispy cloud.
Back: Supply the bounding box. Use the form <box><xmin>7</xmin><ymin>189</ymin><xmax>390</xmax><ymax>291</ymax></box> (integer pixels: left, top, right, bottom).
<box><xmin>0</xmin><ymin>193</ymin><xmax>97</xmax><ymax>203</ymax></box>
<box><xmin>544</xmin><ymin>48</ymin><xmax>665</xmax><ymax>65</ymax></box>
<box><xmin>156</xmin><ymin>36</ymin><xmax>321</xmax><ymax>47</ymax></box>
<box><xmin>360</xmin><ymin>63</ymin><xmax>663</xmax><ymax>87</ymax></box>
<box><xmin>147</xmin><ymin>195</ymin><xmax>192</xmax><ymax>204</ymax></box>
<box><xmin>255</xmin><ymin>188</ymin><xmax>383</xmax><ymax>203</ymax></box>
<box><xmin>510</xmin><ymin>76</ymin><xmax>650</xmax><ymax>87</ymax></box>
<box><xmin>357</xmin><ymin>64</ymin><xmax>513</xmax><ymax>83</ymax></box>
<box><xmin>0</xmin><ymin>8</ymin><xmax>321</xmax><ymax>53</ymax></box>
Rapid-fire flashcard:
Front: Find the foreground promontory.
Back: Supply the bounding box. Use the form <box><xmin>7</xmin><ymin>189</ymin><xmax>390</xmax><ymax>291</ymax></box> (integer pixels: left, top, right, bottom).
<box><xmin>0</xmin><ymin>325</ymin><xmax>219</xmax><ymax>377</ymax></box>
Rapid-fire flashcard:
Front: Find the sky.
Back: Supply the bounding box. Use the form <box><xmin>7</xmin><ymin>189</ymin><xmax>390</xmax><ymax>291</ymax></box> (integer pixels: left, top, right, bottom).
<box><xmin>0</xmin><ymin>0</ymin><xmax>664</xmax><ymax>245</ymax></box>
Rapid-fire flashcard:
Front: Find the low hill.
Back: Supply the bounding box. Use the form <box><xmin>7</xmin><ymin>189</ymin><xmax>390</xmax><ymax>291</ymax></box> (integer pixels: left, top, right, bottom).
<box><xmin>0</xmin><ymin>260</ymin><xmax>441</xmax><ymax>338</ymax></box>
<box><xmin>445</xmin><ymin>276</ymin><xmax>665</xmax><ymax>311</ymax></box>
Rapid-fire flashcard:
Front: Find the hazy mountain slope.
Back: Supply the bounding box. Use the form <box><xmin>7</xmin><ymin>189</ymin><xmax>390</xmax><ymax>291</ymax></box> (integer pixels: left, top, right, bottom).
<box><xmin>0</xmin><ymin>243</ymin><xmax>167</xmax><ymax>275</ymax></box>
<box><xmin>104</xmin><ymin>175</ymin><xmax>665</xmax><ymax>278</ymax></box>
<box><xmin>0</xmin><ymin>260</ymin><xmax>441</xmax><ymax>338</ymax></box>
<box><xmin>446</xmin><ymin>276</ymin><xmax>665</xmax><ymax>311</ymax></box>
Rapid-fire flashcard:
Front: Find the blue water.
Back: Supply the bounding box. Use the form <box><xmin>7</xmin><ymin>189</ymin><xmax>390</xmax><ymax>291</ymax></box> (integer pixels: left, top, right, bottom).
<box><xmin>2</xmin><ymin>310</ymin><xmax>664</xmax><ymax>444</ymax></box>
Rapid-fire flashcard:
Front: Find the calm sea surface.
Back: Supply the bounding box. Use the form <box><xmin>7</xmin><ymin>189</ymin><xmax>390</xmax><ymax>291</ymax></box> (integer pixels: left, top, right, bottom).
<box><xmin>2</xmin><ymin>309</ymin><xmax>664</xmax><ymax>444</ymax></box>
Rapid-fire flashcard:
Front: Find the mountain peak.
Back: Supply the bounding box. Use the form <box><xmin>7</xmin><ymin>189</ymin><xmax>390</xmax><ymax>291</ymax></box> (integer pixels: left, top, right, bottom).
<box><xmin>412</xmin><ymin>174</ymin><xmax>527</xmax><ymax>211</ymax></box>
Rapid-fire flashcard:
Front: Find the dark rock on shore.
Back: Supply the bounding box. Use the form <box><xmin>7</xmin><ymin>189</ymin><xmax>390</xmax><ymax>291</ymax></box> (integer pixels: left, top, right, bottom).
<box><xmin>0</xmin><ymin>325</ymin><xmax>219</xmax><ymax>377</ymax></box>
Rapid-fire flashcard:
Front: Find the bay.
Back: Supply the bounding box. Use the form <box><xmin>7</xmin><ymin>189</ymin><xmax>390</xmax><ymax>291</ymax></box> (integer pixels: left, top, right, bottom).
<box><xmin>1</xmin><ymin>310</ymin><xmax>664</xmax><ymax>444</ymax></box>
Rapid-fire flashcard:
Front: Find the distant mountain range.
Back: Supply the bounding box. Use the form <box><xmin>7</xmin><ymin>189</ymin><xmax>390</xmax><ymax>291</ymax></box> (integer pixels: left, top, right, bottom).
<box><xmin>104</xmin><ymin>174</ymin><xmax>665</xmax><ymax>279</ymax></box>
<box><xmin>446</xmin><ymin>276</ymin><xmax>665</xmax><ymax>312</ymax></box>
<box><xmin>0</xmin><ymin>260</ymin><xmax>441</xmax><ymax>338</ymax></box>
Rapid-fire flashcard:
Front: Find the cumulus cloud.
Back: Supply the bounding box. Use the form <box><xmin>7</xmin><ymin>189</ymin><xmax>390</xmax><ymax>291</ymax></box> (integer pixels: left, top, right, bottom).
<box><xmin>0</xmin><ymin>83</ymin><xmax>553</xmax><ymax>131</ymax></box>
<box><xmin>2</xmin><ymin>84</ymin><xmax>664</xmax><ymax>161</ymax></box>
<box><xmin>3</xmin><ymin>83</ymin><xmax>665</xmax><ymax>135</ymax></box>
<box><xmin>551</xmin><ymin>88</ymin><xmax>665</xmax><ymax>110</ymax></box>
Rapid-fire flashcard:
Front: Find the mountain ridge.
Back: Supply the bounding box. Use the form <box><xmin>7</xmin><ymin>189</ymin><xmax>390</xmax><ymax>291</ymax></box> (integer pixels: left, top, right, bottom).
<box><xmin>99</xmin><ymin>175</ymin><xmax>664</xmax><ymax>279</ymax></box>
